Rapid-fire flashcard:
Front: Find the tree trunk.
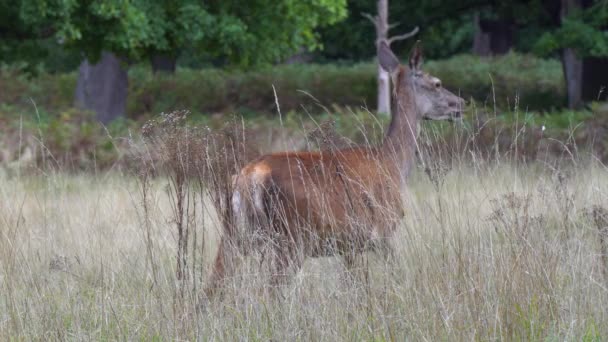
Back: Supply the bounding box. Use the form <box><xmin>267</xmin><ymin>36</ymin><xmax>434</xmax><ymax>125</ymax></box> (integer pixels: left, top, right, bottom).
<box><xmin>376</xmin><ymin>0</ymin><xmax>390</xmax><ymax>115</ymax></box>
<box><xmin>74</xmin><ymin>52</ymin><xmax>128</xmax><ymax>124</ymax></box>
<box><xmin>472</xmin><ymin>13</ymin><xmax>514</xmax><ymax>56</ymax></box>
<box><xmin>561</xmin><ymin>0</ymin><xmax>583</xmax><ymax>109</ymax></box>
<box><xmin>562</xmin><ymin>49</ymin><xmax>583</xmax><ymax>108</ymax></box>
<box><xmin>377</xmin><ymin>63</ymin><xmax>391</xmax><ymax>115</ymax></box>
<box><xmin>151</xmin><ymin>53</ymin><xmax>177</xmax><ymax>74</ymax></box>
<box><xmin>472</xmin><ymin>13</ymin><xmax>491</xmax><ymax>56</ymax></box>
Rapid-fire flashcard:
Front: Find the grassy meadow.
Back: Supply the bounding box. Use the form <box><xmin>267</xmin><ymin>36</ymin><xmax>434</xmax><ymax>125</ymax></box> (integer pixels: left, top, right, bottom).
<box><xmin>1</xmin><ymin>52</ymin><xmax>607</xmax><ymax>341</ymax></box>
<box><xmin>1</xmin><ymin>153</ymin><xmax>607</xmax><ymax>340</ymax></box>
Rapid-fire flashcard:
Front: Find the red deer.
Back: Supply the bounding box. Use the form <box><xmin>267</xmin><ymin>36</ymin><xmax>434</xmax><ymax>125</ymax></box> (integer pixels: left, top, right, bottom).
<box><xmin>206</xmin><ymin>42</ymin><xmax>465</xmax><ymax>295</ymax></box>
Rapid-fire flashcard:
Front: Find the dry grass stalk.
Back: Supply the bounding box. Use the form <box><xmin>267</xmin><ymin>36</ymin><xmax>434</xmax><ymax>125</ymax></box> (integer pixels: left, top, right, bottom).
<box><xmin>135</xmin><ymin>110</ymin><xmax>260</xmax><ymax>296</ymax></box>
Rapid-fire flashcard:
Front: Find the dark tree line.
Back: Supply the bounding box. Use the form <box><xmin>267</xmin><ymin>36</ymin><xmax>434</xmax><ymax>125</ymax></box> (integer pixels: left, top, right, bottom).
<box><xmin>1</xmin><ymin>0</ymin><xmax>347</xmax><ymax>122</ymax></box>
<box><xmin>318</xmin><ymin>0</ymin><xmax>608</xmax><ymax>109</ymax></box>
<box><xmin>1</xmin><ymin>0</ymin><xmax>607</xmax><ymax>122</ymax></box>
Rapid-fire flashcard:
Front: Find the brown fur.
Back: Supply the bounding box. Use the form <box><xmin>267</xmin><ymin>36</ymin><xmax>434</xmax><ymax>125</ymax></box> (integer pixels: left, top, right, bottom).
<box><xmin>205</xmin><ymin>43</ymin><xmax>464</xmax><ymax>296</ymax></box>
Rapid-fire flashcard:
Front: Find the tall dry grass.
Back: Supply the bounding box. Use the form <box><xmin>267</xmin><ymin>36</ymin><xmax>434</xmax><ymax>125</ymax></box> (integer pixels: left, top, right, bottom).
<box><xmin>1</xmin><ymin>144</ymin><xmax>607</xmax><ymax>339</ymax></box>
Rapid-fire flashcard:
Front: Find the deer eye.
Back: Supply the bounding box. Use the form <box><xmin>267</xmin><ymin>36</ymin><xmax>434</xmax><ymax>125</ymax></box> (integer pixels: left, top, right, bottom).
<box><xmin>434</xmin><ymin>80</ymin><xmax>442</xmax><ymax>89</ymax></box>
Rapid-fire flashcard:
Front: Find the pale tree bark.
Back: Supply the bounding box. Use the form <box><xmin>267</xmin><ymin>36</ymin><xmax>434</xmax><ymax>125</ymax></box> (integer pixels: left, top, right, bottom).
<box><xmin>364</xmin><ymin>0</ymin><xmax>418</xmax><ymax>116</ymax></box>
<box><xmin>74</xmin><ymin>51</ymin><xmax>128</xmax><ymax>123</ymax></box>
<box><xmin>376</xmin><ymin>0</ymin><xmax>391</xmax><ymax>115</ymax></box>
<box><xmin>561</xmin><ymin>0</ymin><xmax>583</xmax><ymax>109</ymax></box>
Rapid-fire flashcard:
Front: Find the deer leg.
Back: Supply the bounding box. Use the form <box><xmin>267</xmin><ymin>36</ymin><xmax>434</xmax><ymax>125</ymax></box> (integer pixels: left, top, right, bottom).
<box><xmin>271</xmin><ymin>248</ymin><xmax>290</xmax><ymax>288</ymax></box>
<box><xmin>204</xmin><ymin>237</ymin><xmax>241</xmax><ymax>299</ymax></box>
<box><xmin>369</xmin><ymin>228</ymin><xmax>396</xmax><ymax>263</ymax></box>
<box><xmin>378</xmin><ymin>236</ymin><xmax>396</xmax><ymax>263</ymax></box>
<box><xmin>270</xmin><ymin>238</ymin><xmax>303</xmax><ymax>288</ymax></box>
<box><xmin>262</xmin><ymin>230</ymin><xmax>306</xmax><ymax>301</ymax></box>
<box><xmin>204</xmin><ymin>238</ymin><xmax>227</xmax><ymax>298</ymax></box>
<box><xmin>339</xmin><ymin>239</ymin><xmax>363</xmax><ymax>285</ymax></box>
<box><xmin>376</xmin><ymin>221</ymin><xmax>398</xmax><ymax>263</ymax></box>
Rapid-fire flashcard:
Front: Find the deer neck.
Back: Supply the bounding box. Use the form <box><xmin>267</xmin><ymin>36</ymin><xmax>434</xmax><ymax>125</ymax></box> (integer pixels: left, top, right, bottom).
<box><xmin>381</xmin><ymin>81</ymin><xmax>420</xmax><ymax>185</ymax></box>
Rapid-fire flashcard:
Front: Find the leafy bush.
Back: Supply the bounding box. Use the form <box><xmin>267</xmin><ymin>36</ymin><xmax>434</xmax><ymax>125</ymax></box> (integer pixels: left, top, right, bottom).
<box><xmin>2</xmin><ymin>53</ymin><xmax>565</xmax><ymax>122</ymax></box>
<box><xmin>0</xmin><ymin>65</ymin><xmax>75</xmax><ymax>110</ymax></box>
<box><xmin>127</xmin><ymin>53</ymin><xmax>565</xmax><ymax>117</ymax></box>
<box><xmin>126</xmin><ymin>63</ymin><xmax>378</xmax><ymax>117</ymax></box>
<box><xmin>0</xmin><ymin>105</ymin><xmax>133</xmax><ymax>171</ymax></box>
<box><xmin>425</xmin><ymin>53</ymin><xmax>565</xmax><ymax>110</ymax></box>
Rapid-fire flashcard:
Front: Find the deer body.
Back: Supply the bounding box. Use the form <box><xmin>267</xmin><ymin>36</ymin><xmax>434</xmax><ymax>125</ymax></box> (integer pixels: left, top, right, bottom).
<box><xmin>231</xmin><ymin>147</ymin><xmax>404</xmax><ymax>251</ymax></box>
<box><xmin>206</xmin><ymin>42</ymin><xmax>464</xmax><ymax>294</ymax></box>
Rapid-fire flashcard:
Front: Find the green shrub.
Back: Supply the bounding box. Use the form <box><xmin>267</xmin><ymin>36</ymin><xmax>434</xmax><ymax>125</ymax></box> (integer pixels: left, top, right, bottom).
<box><xmin>1</xmin><ymin>53</ymin><xmax>566</xmax><ymax>121</ymax></box>
<box><xmin>127</xmin><ymin>63</ymin><xmax>377</xmax><ymax>117</ymax></box>
<box><xmin>0</xmin><ymin>106</ymin><xmax>134</xmax><ymax>171</ymax></box>
<box><xmin>425</xmin><ymin>53</ymin><xmax>565</xmax><ymax>110</ymax></box>
<box><xmin>0</xmin><ymin>65</ymin><xmax>76</xmax><ymax>111</ymax></box>
<box><xmin>127</xmin><ymin>54</ymin><xmax>565</xmax><ymax>118</ymax></box>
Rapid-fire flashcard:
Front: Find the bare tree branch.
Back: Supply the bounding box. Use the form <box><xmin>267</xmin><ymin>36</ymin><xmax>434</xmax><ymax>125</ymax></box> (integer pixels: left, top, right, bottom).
<box><xmin>388</xmin><ymin>22</ymin><xmax>400</xmax><ymax>30</ymax></box>
<box><xmin>387</xmin><ymin>26</ymin><xmax>419</xmax><ymax>45</ymax></box>
<box><xmin>361</xmin><ymin>12</ymin><xmax>378</xmax><ymax>26</ymax></box>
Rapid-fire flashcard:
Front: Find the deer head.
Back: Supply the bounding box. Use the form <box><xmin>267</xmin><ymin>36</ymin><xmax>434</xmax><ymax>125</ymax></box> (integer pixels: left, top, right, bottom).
<box><xmin>379</xmin><ymin>41</ymin><xmax>465</xmax><ymax>121</ymax></box>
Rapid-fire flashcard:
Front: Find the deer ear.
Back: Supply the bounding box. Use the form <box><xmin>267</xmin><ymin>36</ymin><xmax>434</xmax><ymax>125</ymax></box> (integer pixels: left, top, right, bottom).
<box><xmin>378</xmin><ymin>41</ymin><xmax>400</xmax><ymax>74</ymax></box>
<box><xmin>409</xmin><ymin>41</ymin><xmax>423</xmax><ymax>71</ymax></box>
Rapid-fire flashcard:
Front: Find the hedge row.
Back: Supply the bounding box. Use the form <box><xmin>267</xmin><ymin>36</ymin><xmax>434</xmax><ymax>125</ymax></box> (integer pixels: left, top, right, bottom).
<box><xmin>126</xmin><ymin>63</ymin><xmax>378</xmax><ymax>117</ymax></box>
<box><xmin>129</xmin><ymin>53</ymin><xmax>565</xmax><ymax>116</ymax></box>
<box><xmin>1</xmin><ymin>52</ymin><xmax>565</xmax><ymax>120</ymax></box>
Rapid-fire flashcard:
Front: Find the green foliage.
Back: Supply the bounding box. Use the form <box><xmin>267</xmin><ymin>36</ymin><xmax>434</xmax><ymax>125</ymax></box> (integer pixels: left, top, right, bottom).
<box><xmin>0</xmin><ymin>64</ymin><xmax>75</xmax><ymax>109</ymax></box>
<box><xmin>127</xmin><ymin>53</ymin><xmax>565</xmax><ymax>116</ymax></box>
<box><xmin>315</xmin><ymin>0</ymin><xmax>474</xmax><ymax>61</ymax></box>
<box><xmin>2</xmin><ymin>0</ymin><xmax>606</xmax><ymax>73</ymax></box>
<box><xmin>425</xmin><ymin>53</ymin><xmax>565</xmax><ymax>110</ymax></box>
<box><xmin>419</xmin><ymin>16</ymin><xmax>474</xmax><ymax>59</ymax></box>
<box><xmin>2</xmin><ymin>0</ymin><xmax>347</xmax><ymax>68</ymax></box>
<box><xmin>513</xmin><ymin>297</ymin><xmax>549</xmax><ymax>340</ymax></box>
<box><xmin>316</xmin><ymin>0</ymin><xmax>606</xmax><ymax>65</ymax></box>
<box><xmin>0</xmin><ymin>104</ymin><xmax>133</xmax><ymax>170</ymax></box>
<box><xmin>493</xmin><ymin>108</ymin><xmax>593</xmax><ymax>136</ymax></box>
<box><xmin>534</xmin><ymin>2</ymin><xmax>608</xmax><ymax>57</ymax></box>
<box><xmin>1</xmin><ymin>53</ymin><xmax>567</xmax><ymax>120</ymax></box>
<box><xmin>583</xmin><ymin>320</ymin><xmax>603</xmax><ymax>342</ymax></box>
<box><xmin>0</xmin><ymin>1</ymin><xmax>61</xmax><ymax>72</ymax></box>
<box><xmin>4</xmin><ymin>51</ymin><xmax>606</xmax><ymax>171</ymax></box>
<box><xmin>126</xmin><ymin>62</ymin><xmax>377</xmax><ymax>116</ymax></box>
